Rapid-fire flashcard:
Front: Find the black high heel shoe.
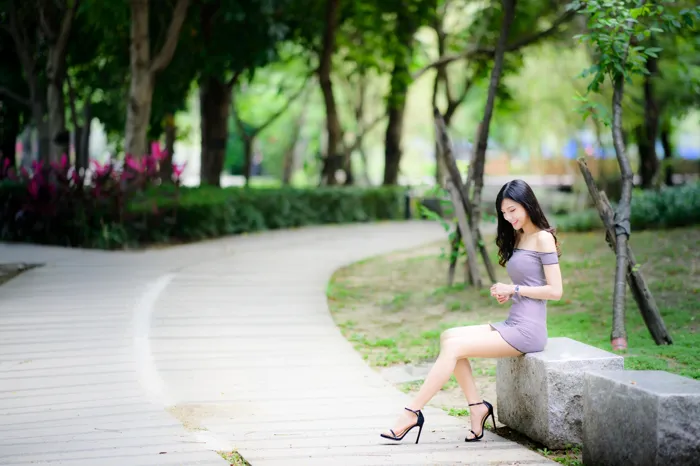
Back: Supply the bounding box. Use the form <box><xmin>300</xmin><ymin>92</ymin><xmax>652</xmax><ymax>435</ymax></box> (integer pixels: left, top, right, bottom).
<box><xmin>464</xmin><ymin>400</ymin><xmax>495</xmax><ymax>442</ymax></box>
<box><xmin>380</xmin><ymin>407</ymin><xmax>425</xmax><ymax>444</ymax></box>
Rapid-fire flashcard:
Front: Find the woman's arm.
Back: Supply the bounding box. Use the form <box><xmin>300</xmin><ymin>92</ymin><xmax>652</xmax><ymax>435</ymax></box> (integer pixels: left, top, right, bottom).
<box><xmin>490</xmin><ymin>232</ymin><xmax>563</xmax><ymax>301</ymax></box>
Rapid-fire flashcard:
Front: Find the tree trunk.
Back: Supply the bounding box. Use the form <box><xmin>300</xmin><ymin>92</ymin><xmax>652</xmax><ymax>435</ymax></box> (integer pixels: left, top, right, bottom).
<box><xmin>318</xmin><ymin>0</ymin><xmax>342</xmax><ymax>186</ymax></box>
<box><xmin>281</xmin><ymin>91</ymin><xmax>308</xmax><ymax>185</ymax></box>
<box><xmin>0</xmin><ymin>104</ymin><xmax>20</xmax><ymax>169</ymax></box>
<box><xmin>125</xmin><ymin>0</ymin><xmax>189</xmax><ymax>158</ymax></box>
<box><xmin>472</xmin><ymin>0</ymin><xmax>516</xmax><ymax>226</ymax></box>
<box><xmin>243</xmin><ymin>135</ymin><xmax>254</xmax><ymax>186</ymax></box>
<box><xmin>433</xmin><ymin>14</ymin><xmax>449</xmax><ymax>187</ymax></box>
<box><xmin>637</xmin><ymin>54</ymin><xmax>659</xmax><ymax>189</ymax></box>
<box><xmin>32</xmin><ymin>102</ymin><xmax>50</xmax><ymax>164</ymax></box>
<box><xmin>660</xmin><ymin>123</ymin><xmax>673</xmax><ymax>186</ymax></box>
<box><xmin>46</xmin><ymin>77</ymin><xmax>67</xmax><ymax>162</ymax></box>
<box><xmin>383</xmin><ymin>48</ymin><xmax>412</xmax><ymax>186</ymax></box>
<box><xmin>161</xmin><ymin>112</ymin><xmax>175</xmax><ymax>181</ymax></box>
<box><xmin>125</xmin><ymin>0</ymin><xmax>153</xmax><ymax>158</ymax></box>
<box><xmin>578</xmin><ymin>159</ymin><xmax>672</xmax><ymax>346</ymax></box>
<box><xmin>199</xmin><ymin>76</ymin><xmax>231</xmax><ymax>187</ymax></box>
<box><xmin>383</xmin><ymin>11</ymin><xmax>416</xmax><ymax>187</ymax></box>
<box><xmin>383</xmin><ymin>91</ymin><xmax>406</xmax><ymax>186</ymax></box>
<box><xmin>635</xmin><ymin>125</ymin><xmax>655</xmax><ymax>189</ymax></box>
<box><xmin>610</xmin><ymin>72</ymin><xmax>634</xmax><ymax>351</ymax></box>
<box><xmin>79</xmin><ymin>101</ymin><xmax>91</xmax><ymax>170</ymax></box>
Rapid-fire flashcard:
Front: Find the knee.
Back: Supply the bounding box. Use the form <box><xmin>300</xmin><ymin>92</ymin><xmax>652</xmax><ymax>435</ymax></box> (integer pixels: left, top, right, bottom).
<box><xmin>439</xmin><ymin>336</ymin><xmax>460</xmax><ymax>357</ymax></box>
<box><xmin>440</xmin><ymin>329</ymin><xmax>456</xmax><ymax>343</ymax></box>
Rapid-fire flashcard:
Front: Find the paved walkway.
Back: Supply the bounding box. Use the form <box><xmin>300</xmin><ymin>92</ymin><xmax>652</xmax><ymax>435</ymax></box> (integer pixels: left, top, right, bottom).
<box><xmin>0</xmin><ymin>222</ymin><xmax>554</xmax><ymax>465</ymax></box>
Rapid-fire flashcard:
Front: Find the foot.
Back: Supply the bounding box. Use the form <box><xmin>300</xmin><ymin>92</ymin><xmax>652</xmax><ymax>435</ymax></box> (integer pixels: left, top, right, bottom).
<box><xmin>465</xmin><ymin>402</ymin><xmax>489</xmax><ymax>440</ymax></box>
<box><xmin>382</xmin><ymin>408</ymin><xmax>419</xmax><ymax>438</ymax></box>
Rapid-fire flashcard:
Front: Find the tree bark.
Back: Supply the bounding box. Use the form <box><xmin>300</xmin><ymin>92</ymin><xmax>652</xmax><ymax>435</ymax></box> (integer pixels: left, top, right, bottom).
<box><xmin>435</xmin><ymin>110</ymin><xmax>497</xmax><ymax>286</ymax></box>
<box><xmin>0</xmin><ymin>104</ymin><xmax>20</xmax><ymax>169</ymax></box>
<box><xmin>79</xmin><ymin>101</ymin><xmax>91</xmax><ymax>170</ymax></box>
<box><xmin>162</xmin><ymin>112</ymin><xmax>176</xmax><ymax>181</ymax></box>
<box><xmin>318</xmin><ymin>0</ymin><xmax>343</xmax><ymax>186</ymax></box>
<box><xmin>349</xmin><ymin>74</ymin><xmax>371</xmax><ymax>186</ymax></box>
<box><xmin>637</xmin><ymin>54</ymin><xmax>659</xmax><ymax>189</ymax></box>
<box><xmin>660</xmin><ymin>123</ymin><xmax>674</xmax><ymax>186</ymax></box>
<box><xmin>42</xmin><ymin>0</ymin><xmax>80</xmax><ymax>162</ymax></box>
<box><xmin>610</xmin><ymin>72</ymin><xmax>634</xmax><ymax>350</ymax></box>
<box><xmin>472</xmin><ymin>0</ymin><xmax>516</xmax><ymax>230</ymax></box>
<box><xmin>577</xmin><ymin>159</ymin><xmax>672</xmax><ymax>345</ymax></box>
<box><xmin>125</xmin><ymin>0</ymin><xmax>153</xmax><ymax>157</ymax></box>
<box><xmin>242</xmin><ymin>136</ymin><xmax>254</xmax><ymax>186</ymax></box>
<box><xmin>7</xmin><ymin>2</ymin><xmax>49</xmax><ymax>162</ymax></box>
<box><xmin>199</xmin><ymin>76</ymin><xmax>231</xmax><ymax>187</ymax></box>
<box><xmin>282</xmin><ymin>112</ymin><xmax>305</xmax><ymax>185</ymax></box>
<box><xmin>125</xmin><ymin>0</ymin><xmax>189</xmax><ymax>158</ymax></box>
<box><xmin>383</xmin><ymin>65</ymin><xmax>408</xmax><ymax>186</ymax></box>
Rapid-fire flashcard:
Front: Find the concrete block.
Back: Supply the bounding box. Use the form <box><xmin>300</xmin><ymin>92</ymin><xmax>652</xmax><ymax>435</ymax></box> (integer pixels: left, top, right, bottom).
<box><xmin>496</xmin><ymin>337</ymin><xmax>624</xmax><ymax>449</ymax></box>
<box><xmin>583</xmin><ymin>370</ymin><xmax>700</xmax><ymax>466</ymax></box>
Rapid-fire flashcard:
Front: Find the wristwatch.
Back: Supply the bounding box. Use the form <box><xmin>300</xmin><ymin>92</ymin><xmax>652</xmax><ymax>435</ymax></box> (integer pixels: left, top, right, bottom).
<box><xmin>514</xmin><ymin>285</ymin><xmax>520</xmax><ymax>295</ymax></box>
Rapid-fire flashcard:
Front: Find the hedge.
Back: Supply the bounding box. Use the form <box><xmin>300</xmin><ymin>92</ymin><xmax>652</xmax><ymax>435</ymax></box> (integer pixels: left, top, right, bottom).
<box><xmin>554</xmin><ymin>182</ymin><xmax>700</xmax><ymax>232</ymax></box>
<box><xmin>0</xmin><ymin>183</ymin><xmax>408</xmax><ymax>249</ymax></box>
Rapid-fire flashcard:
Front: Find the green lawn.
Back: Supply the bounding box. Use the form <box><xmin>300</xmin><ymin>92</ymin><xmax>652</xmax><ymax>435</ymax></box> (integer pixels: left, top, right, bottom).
<box><xmin>327</xmin><ymin>226</ymin><xmax>699</xmax><ymax>379</ymax></box>
<box><xmin>326</xmin><ymin>226</ymin><xmax>699</xmax><ymax>466</ymax></box>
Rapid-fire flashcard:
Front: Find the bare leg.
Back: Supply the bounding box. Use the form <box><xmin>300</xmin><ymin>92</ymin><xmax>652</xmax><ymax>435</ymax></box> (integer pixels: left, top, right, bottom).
<box><xmin>442</xmin><ymin>325</ymin><xmax>489</xmax><ymax>403</ymax></box>
<box><xmin>444</xmin><ymin>326</ymin><xmax>496</xmax><ymax>438</ymax></box>
<box><xmin>453</xmin><ymin>359</ymin><xmax>491</xmax><ymax>439</ymax></box>
<box><xmin>381</xmin><ymin>325</ymin><xmax>521</xmax><ymax>439</ymax></box>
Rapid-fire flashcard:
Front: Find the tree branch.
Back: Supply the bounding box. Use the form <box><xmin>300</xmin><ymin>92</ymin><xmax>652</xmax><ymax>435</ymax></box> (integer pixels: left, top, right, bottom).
<box><xmin>65</xmin><ymin>73</ymin><xmax>79</xmax><ymax>130</ymax></box>
<box><xmin>54</xmin><ymin>0</ymin><xmax>81</xmax><ymax>67</ymax></box>
<box><xmin>7</xmin><ymin>2</ymin><xmax>36</xmax><ymax>91</ymax></box>
<box><xmin>230</xmin><ymin>89</ymin><xmax>248</xmax><ymax>142</ymax></box>
<box><xmin>345</xmin><ymin>113</ymin><xmax>386</xmax><ymax>154</ymax></box>
<box><xmin>0</xmin><ymin>87</ymin><xmax>31</xmax><ymax>108</ymax></box>
<box><xmin>412</xmin><ymin>8</ymin><xmax>577</xmax><ymax>80</ymax></box>
<box><xmin>38</xmin><ymin>0</ymin><xmax>57</xmax><ymax>41</ymax></box>
<box><xmin>255</xmin><ymin>73</ymin><xmax>314</xmax><ymax>135</ymax></box>
<box><xmin>150</xmin><ymin>0</ymin><xmax>190</xmax><ymax>74</ymax></box>
<box><xmin>227</xmin><ymin>70</ymin><xmax>244</xmax><ymax>89</ymax></box>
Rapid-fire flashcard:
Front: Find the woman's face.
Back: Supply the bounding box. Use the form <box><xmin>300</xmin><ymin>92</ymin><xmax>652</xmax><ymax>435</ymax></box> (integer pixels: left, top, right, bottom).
<box><xmin>501</xmin><ymin>197</ymin><xmax>528</xmax><ymax>230</ymax></box>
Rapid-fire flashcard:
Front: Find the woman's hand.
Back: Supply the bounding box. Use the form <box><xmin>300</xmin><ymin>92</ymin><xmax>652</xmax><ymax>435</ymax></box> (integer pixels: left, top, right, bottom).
<box><xmin>495</xmin><ymin>294</ymin><xmax>510</xmax><ymax>304</ymax></box>
<box><xmin>490</xmin><ymin>282</ymin><xmax>515</xmax><ymax>297</ymax></box>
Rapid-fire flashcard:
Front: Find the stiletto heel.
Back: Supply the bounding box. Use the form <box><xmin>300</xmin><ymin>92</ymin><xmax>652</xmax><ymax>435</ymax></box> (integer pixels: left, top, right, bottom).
<box><xmin>464</xmin><ymin>400</ymin><xmax>495</xmax><ymax>442</ymax></box>
<box><xmin>415</xmin><ymin>423</ymin><xmax>423</xmax><ymax>444</ymax></box>
<box><xmin>380</xmin><ymin>407</ymin><xmax>425</xmax><ymax>444</ymax></box>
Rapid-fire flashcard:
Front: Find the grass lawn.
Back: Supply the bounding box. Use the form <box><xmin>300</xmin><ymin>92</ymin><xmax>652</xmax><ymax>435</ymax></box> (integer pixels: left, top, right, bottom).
<box><xmin>326</xmin><ymin>225</ymin><xmax>699</xmax><ymax>465</ymax></box>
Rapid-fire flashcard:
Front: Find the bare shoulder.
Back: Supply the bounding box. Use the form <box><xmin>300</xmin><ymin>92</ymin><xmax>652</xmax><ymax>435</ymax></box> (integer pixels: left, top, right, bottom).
<box><xmin>535</xmin><ymin>230</ymin><xmax>557</xmax><ymax>253</ymax></box>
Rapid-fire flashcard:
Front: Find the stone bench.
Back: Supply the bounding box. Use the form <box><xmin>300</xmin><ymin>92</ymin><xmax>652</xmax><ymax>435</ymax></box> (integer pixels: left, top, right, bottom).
<box><xmin>583</xmin><ymin>370</ymin><xmax>700</xmax><ymax>466</ymax></box>
<box><xmin>496</xmin><ymin>337</ymin><xmax>624</xmax><ymax>449</ymax></box>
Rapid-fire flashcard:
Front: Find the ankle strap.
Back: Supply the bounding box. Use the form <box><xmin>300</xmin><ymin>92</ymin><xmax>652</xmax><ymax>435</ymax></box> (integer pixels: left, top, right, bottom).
<box><xmin>468</xmin><ymin>401</ymin><xmax>484</xmax><ymax>407</ymax></box>
<box><xmin>404</xmin><ymin>407</ymin><xmax>421</xmax><ymax>415</ymax></box>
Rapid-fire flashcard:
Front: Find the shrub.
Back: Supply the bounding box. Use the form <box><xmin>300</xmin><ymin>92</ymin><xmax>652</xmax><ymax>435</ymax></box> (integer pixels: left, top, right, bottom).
<box><xmin>0</xmin><ymin>157</ymin><xmax>407</xmax><ymax>249</ymax></box>
<box><xmin>554</xmin><ymin>182</ymin><xmax>700</xmax><ymax>233</ymax></box>
<box><xmin>122</xmin><ymin>185</ymin><xmax>407</xmax><ymax>247</ymax></box>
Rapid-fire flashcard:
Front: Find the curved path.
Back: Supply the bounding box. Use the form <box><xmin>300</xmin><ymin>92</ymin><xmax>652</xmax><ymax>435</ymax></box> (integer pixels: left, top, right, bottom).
<box><xmin>0</xmin><ymin>222</ymin><xmax>554</xmax><ymax>465</ymax></box>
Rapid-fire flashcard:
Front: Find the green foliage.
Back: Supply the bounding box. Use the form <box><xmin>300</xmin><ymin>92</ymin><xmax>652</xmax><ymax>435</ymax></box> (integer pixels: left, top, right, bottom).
<box><xmin>0</xmin><ymin>183</ymin><xmax>408</xmax><ymax>249</ymax></box>
<box><xmin>628</xmin><ymin>181</ymin><xmax>700</xmax><ymax>229</ymax></box>
<box><xmin>574</xmin><ymin>0</ymin><xmax>700</xmax><ymax>123</ymax></box>
<box><xmin>555</xmin><ymin>182</ymin><xmax>700</xmax><ymax>232</ymax></box>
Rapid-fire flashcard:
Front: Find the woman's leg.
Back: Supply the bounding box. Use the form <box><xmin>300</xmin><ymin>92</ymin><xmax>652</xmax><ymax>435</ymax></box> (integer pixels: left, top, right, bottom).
<box><xmin>441</xmin><ymin>325</ymin><xmax>489</xmax><ymax>403</ymax></box>
<box><xmin>382</xmin><ymin>325</ymin><xmax>521</xmax><ymax>438</ymax></box>
<box><xmin>443</xmin><ymin>327</ymin><xmax>497</xmax><ymax>439</ymax></box>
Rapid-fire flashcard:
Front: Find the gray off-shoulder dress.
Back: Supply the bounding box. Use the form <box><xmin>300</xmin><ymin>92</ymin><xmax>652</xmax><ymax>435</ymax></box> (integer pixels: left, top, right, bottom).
<box><xmin>489</xmin><ymin>248</ymin><xmax>559</xmax><ymax>353</ymax></box>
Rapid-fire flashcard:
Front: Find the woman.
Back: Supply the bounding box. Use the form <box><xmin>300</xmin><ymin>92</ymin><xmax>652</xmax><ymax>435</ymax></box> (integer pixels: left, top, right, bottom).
<box><xmin>380</xmin><ymin>179</ymin><xmax>563</xmax><ymax>444</ymax></box>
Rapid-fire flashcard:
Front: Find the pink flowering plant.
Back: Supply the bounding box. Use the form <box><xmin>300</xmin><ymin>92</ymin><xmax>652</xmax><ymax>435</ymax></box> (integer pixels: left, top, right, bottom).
<box><xmin>0</xmin><ymin>149</ymin><xmax>185</xmax><ymax>247</ymax></box>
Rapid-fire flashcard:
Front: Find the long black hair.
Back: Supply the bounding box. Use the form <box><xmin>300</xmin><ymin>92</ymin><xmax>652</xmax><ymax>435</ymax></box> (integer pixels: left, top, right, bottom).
<box><xmin>495</xmin><ymin>179</ymin><xmax>560</xmax><ymax>267</ymax></box>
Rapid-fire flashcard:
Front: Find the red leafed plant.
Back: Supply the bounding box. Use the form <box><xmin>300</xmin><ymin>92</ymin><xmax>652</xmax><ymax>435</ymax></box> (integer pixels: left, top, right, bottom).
<box><xmin>0</xmin><ymin>151</ymin><xmax>186</xmax><ymax>247</ymax></box>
